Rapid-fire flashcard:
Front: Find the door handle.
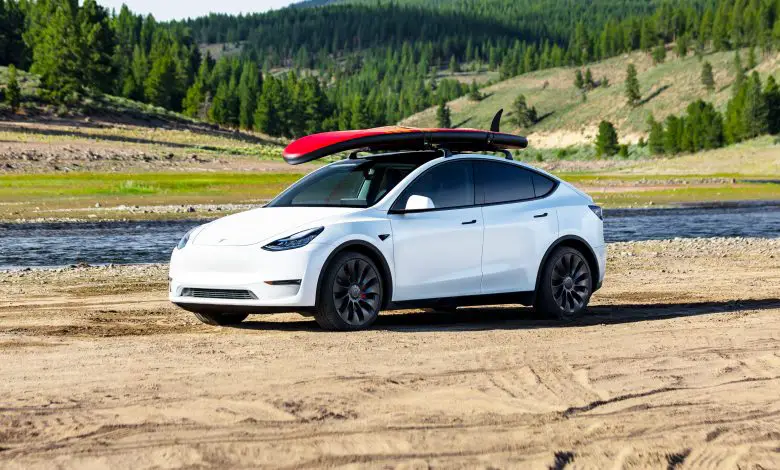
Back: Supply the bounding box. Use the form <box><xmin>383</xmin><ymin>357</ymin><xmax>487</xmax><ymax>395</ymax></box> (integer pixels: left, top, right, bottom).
<box><xmin>533</xmin><ymin>212</ymin><xmax>548</xmax><ymax>218</ymax></box>
<box><xmin>461</xmin><ymin>219</ymin><xmax>477</xmax><ymax>225</ymax></box>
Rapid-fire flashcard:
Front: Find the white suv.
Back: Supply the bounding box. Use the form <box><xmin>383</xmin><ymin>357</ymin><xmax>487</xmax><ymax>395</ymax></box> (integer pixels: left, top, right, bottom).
<box><xmin>169</xmin><ymin>150</ymin><xmax>605</xmax><ymax>330</ymax></box>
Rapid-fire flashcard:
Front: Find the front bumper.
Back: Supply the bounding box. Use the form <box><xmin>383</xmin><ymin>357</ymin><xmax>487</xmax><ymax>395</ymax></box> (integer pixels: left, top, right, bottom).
<box><xmin>168</xmin><ymin>241</ymin><xmax>332</xmax><ymax>310</ymax></box>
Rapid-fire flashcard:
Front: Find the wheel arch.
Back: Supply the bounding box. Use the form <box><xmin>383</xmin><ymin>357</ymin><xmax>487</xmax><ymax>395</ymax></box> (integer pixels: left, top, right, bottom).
<box><xmin>316</xmin><ymin>240</ymin><xmax>394</xmax><ymax>309</ymax></box>
<box><xmin>535</xmin><ymin>235</ymin><xmax>600</xmax><ymax>294</ymax></box>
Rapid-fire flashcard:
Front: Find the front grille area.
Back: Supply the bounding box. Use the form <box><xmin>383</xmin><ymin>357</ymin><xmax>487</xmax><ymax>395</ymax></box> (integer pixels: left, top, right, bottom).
<box><xmin>180</xmin><ymin>288</ymin><xmax>257</xmax><ymax>300</ymax></box>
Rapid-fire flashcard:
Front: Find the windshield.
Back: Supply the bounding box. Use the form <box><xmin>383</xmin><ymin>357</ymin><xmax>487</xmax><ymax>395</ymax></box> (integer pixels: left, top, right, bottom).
<box><xmin>268</xmin><ymin>160</ymin><xmax>418</xmax><ymax>208</ymax></box>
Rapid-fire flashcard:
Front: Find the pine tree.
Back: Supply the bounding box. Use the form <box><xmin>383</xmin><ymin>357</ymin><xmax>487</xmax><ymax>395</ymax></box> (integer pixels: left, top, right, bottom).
<box><xmin>764</xmin><ymin>76</ymin><xmax>780</xmax><ymax>134</ymax></box>
<box><xmin>652</xmin><ymin>41</ymin><xmax>666</xmax><ymax>64</ymax></box>
<box><xmin>145</xmin><ymin>54</ymin><xmax>177</xmax><ymax>109</ymax></box>
<box><xmin>448</xmin><ymin>55</ymin><xmax>460</xmax><ymax>74</ymax></box>
<box><xmin>701</xmin><ymin>61</ymin><xmax>715</xmax><ymax>91</ymax></box>
<box><xmin>300</xmin><ymin>77</ymin><xmax>328</xmax><ymax>134</ymax></box>
<box><xmin>741</xmin><ymin>72</ymin><xmax>769</xmax><ymax>138</ymax></box>
<box><xmin>350</xmin><ymin>95</ymin><xmax>369</xmax><ymax>129</ymax></box>
<box><xmin>123</xmin><ymin>46</ymin><xmax>148</xmax><ymax>101</ymax></box>
<box><xmin>574</xmin><ymin>69</ymin><xmax>584</xmax><ymax>90</ymax></box>
<box><xmin>5</xmin><ymin>64</ymin><xmax>21</xmax><ymax>112</ymax></box>
<box><xmin>639</xmin><ymin>20</ymin><xmax>654</xmax><ymax>51</ymax></box>
<box><xmin>699</xmin><ymin>8</ymin><xmax>714</xmax><ymax>45</ymax></box>
<box><xmin>732</xmin><ymin>51</ymin><xmax>745</xmax><ymax>93</ymax></box>
<box><xmin>0</xmin><ymin>0</ymin><xmax>27</xmax><ymax>68</ymax></box>
<box><xmin>255</xmin><ymin>76</ymin><xmax>281</xmax><ymax>136</ymax></box>
<box><xmin>625</xmin><ymin>64</ymin><xmax>641</xmax><ymax>106</ymax></box>
<box><xmin>725</xmin><ymin>84</ymin><xmax>747</xmax><ymax>144</ymax></box>
<box><xmin>647</xmin><ymin>114</ymin><xmax>665</xmax><ymax>154</ymax></box>
<box><xmin>683</xmin><ymin>100</ymin><xmax>724</xmax><ymax>151</ymax></box>
<box><xmin>663</xmin><ymin>115</ymin><xmax>683</xmax><ymax>154</ymax></box>
<box><xmin>436</xmin><ymin>102</ymin><xmax>451</xmax><ymax>128</ymax></box>
<box><xmin>25</xmin><ymin>0</ymin><xmax>82</xmax><ymax>100</ymax></box>
<box><xmin>595</xmin><ymin>120</ymin><xmax>619</xmax><ymax>157</ymax></box>
<box><xmin>467</xmin><ymin>80</ymin><xmax>482</xmax><ymax>101</ymax></box>
<box><xmin>182</xmin><ymin>80</ymin><xmax>205</xmax><ymax>118</ymax></box>
<box><xmin>584</xmin><ymin>68</ymin><xmax>593</xmax><ymax>90</ymax></box>
<box><xmin>238</xmin><ymin>62</ymin><xmax>260</xmax><ymax>129</ymax></box>
<box><xmin>511</xmin><ymin>94</ymin><xmax>536</xmax><ymax>128</ymax></box>
<box><xmin>76</xmin><ymin>0</ymin><xmax>115</xmax><ymax>93</ymax></box>
<box><xmin>675</xmin><ymin>34</ymin><xmax>689</xmax><ymax>58</ymax></box>
<box><xmin>712</xmin><ymin>4</ymin><xmax>729</xmax><ymax>50</ymax></box>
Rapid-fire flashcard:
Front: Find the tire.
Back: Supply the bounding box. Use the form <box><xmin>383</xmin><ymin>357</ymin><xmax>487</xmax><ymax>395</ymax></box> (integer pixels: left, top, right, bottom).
<box><xmin>193</xmin><ymin>311</ymin><xmax>249</xmax><ymax>326</ymax></box>
<box><xmin>315</xmin><ymin>251</ymin><xmax>383</xmax><ymax>331</ymax></box>
<box><xmin>534</xmin><ymin>246</ymin><xmax>593</xmax><ymax>321</ymax></box>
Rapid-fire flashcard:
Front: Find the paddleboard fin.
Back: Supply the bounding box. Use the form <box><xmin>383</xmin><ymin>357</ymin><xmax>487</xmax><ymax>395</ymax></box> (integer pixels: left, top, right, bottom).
<box><xmin>490</xmin><ymin>109</ymin><xmax>503</xmax><ymax>132</ymax></box>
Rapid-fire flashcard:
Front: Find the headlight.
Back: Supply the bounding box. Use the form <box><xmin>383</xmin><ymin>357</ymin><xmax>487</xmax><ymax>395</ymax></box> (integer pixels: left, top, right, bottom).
<box><xmin>262</xmin><ymin>227</ymin><xmax>324</xmax><ymax>251</ymax></box>
<box><xmin>176</xmin><ymin>228</ymin><xmax>196</xmax><ymax>250</ymax></box>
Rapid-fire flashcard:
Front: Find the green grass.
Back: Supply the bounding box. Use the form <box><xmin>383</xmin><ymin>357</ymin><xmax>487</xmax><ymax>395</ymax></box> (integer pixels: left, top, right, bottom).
<box><xmin>591</xmin><ymin>183</ymin><xmax>780</xmax><ymax>208</ymax></box>
<box><xmin>0</xmin><ymin>172</ymin><xmax>304</xmax><ymax>201</ymax></box>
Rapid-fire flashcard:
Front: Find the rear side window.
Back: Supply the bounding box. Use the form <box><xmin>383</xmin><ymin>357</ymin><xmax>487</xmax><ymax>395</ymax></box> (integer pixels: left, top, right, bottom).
<box><xmin>475</xmin><ymin>161</ymin><xmax>535</xmax><ymax>204</ymax></box>
<box><xmin>393</xmin><ymin>161</ymin><xmax>474</xmax><ymax>210</ymax></box>
<box><xmin>531</xmin><ymin>173</ymin><xmax>556</xmax><ymax>197</ymax></box>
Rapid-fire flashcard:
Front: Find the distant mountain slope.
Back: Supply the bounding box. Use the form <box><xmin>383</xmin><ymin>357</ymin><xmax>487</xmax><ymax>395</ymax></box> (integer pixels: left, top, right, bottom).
<box><xmin>401</xmin><ymin>50</ymin><xmax>780</xmax><ymax>148</ymax></box>
<box><xmin>179</xmin><ymin>0</ymin><xmax>713</xmax><ymax>58</ymax></box>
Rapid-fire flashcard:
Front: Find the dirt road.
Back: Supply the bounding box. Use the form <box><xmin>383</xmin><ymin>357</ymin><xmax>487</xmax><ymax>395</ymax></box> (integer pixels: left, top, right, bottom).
<box><xmin>1</xmin><ymin>238</ymin><xmax>779</xmax><ymax>469</ymax></box>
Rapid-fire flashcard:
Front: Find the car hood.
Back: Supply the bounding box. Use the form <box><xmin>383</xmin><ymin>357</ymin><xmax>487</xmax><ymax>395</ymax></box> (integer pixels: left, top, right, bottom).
<box><xmin>192</xmin><ymin>206</ymin><xmax>360</xmax><ymax>246</ymax></box>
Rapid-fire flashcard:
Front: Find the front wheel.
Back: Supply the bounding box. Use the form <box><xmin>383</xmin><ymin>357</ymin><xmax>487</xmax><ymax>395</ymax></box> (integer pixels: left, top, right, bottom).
<box><xmin>193</xmin><ymin>311</ymin><xmax>249</xmax><ymax>326</ymax></box>
<box><xmin>534</xmin><ymin>247</ymin><xmax>593</xmax><ymax>321</ymax></box>
<box><xmin>315</xmin><ymin>251</ymin><xmax>383</xmax><ymax>331</ymax></box>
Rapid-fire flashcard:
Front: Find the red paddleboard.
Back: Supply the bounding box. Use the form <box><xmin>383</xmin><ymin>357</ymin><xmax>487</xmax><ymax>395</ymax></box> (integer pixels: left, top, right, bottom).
<box><xmin>283</xmin><ymin>125</ymin><xmax>529</xmax><ymax>165</ymax></box>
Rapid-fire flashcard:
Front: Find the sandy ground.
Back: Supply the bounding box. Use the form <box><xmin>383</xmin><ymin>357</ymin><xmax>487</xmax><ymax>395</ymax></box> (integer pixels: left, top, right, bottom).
<box><xmin>1</xmin><ymin>238</ymin><xmax>779</xmax><ymax>469</ymax></box>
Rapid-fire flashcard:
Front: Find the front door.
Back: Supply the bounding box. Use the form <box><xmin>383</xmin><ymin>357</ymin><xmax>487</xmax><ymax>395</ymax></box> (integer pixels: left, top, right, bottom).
<box><xmin>388</xmin><ymin>160</ymin><xmax>484</xmax><ymax>301</ymax></box>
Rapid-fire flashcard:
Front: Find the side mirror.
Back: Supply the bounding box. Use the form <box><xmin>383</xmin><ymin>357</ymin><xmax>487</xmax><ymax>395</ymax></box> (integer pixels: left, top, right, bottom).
<box><xmin>405</xmin><ymin>195</ymin><xmax>435</xmax><ymax>211</ymax></box>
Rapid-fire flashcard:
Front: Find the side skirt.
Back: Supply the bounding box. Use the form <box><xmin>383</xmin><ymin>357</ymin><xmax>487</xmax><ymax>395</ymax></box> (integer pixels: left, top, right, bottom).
<box><xmin>387</xmin><ymin>291</ymin><xmax>534</xmax><ymax>311</ymax></box>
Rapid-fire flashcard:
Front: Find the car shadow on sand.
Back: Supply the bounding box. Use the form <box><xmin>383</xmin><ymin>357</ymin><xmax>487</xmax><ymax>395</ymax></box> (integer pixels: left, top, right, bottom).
<box><xmin>232</xmin><ymin>298</ymin><xmax>780</xmax><ymax>333</ymax></box>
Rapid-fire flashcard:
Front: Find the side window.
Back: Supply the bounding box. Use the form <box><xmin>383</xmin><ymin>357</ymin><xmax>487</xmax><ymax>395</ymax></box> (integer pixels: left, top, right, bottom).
<box><xmin>532</xmin><ymin>173</ymin><xmax>556</xmax><ymax>198</ymax></box>
<box><xmin>392</xmin><ymin>161</ymin><xmax>474</xmax><ymax>211</ymax></box>
<box><xmin>475</xmin><ymin>161</ymin><xmax>535</xmax><ymax>204</ymax></box>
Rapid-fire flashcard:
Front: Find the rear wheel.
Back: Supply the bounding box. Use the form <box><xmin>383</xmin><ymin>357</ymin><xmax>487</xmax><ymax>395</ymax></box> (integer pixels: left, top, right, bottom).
<box><xmin>315</xmin><ymin>251</ymin><xmax>383</xmax><ymax>331</ymax></box>
<box><xmin>193</xmin><ymin>312</ymin><xmax>249</xmax><ymax>326</ymax></box>
<box><xmin>534</xmin><ymin>247</ymin><xmax>592</xmax><ymax>321</ymax></box>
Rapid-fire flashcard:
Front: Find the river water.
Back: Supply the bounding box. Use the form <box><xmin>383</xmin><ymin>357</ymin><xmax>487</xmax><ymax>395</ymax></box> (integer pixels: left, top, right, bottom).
<box><xmin>1</xmin><ymin>204</ymin><xmax>778</xmax><ymax>269</ymax></box>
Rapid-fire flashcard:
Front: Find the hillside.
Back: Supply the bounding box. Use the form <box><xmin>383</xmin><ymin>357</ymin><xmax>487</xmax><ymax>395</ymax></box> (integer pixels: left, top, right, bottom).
<box><xmin>401</xmin><ymin>49</ymin><xmax>780</xmax><ymax>148</ymax></box>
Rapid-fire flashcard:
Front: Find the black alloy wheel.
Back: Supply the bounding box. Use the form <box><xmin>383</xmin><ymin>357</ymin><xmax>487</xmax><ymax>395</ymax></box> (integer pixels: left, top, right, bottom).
<box><xmin>534</xmin><ymin>246</ymin><xmax>593</xmax><ymax>321</ymax></box>
<box><xmin>332</xmin><ymin>258</ymin><xmax>382</xmax><ymax>325</ymax></box>
<box><xmin>315</xmin><ymin>251</ymin><xmax>383</xmax><ymax>330</ymax></box>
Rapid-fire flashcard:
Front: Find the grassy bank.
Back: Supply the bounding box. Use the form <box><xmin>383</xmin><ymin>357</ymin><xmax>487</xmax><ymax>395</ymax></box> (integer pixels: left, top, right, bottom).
<box><xmin>0</xmin><ymin>172</ymin><xmax>304</xmax><ymax>220</ymax></box>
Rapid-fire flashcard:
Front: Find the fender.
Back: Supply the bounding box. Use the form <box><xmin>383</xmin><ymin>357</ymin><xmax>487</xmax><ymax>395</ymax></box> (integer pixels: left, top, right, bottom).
<box><xmin>534</xmin><ymin>235</ymin><xmax>601</xmax><ymax>296</ymax></box>
<box><xmin>316</xmin><ymin>240</ymin><xmax>394</xmax><ymax>308</ymax></box>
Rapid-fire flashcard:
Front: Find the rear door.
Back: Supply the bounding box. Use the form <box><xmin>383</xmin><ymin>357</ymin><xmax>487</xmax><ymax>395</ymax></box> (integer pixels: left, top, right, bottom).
<box><xmin>475</xmin><ymin>161</ymin><xmax>559</xmax><ymax>294</ymax></box>
<box><xmin>388</xmin><ymin>161</ymin><xmax>484</xmax><ymax>301</ymax></box>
